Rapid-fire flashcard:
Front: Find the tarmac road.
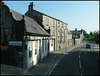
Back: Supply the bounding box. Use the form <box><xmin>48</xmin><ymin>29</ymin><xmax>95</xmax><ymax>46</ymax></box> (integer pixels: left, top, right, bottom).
<box><xmin>49</xmin><ymin>44</ymin><xmax>99</xmax><ymax>75</ymax></box>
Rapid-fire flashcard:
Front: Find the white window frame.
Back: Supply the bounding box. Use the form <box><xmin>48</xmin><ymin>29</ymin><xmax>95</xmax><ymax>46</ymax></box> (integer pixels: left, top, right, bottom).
<box><xmin>52</xmin><ymin>20</ymin><xmax>54</xmax><ymax>27</ymax></box>
<box><xmin>52</xmin><ymin>30</ymin><xmax>55</xmax><ymax>35</ymax></box>
<box><xmin>62</xmin><ymin>23</ymin><xmax>63</xmax><ymax>27</ymax></box>
<box><xmin>46</xmin><ymin>17</ymin><xmax>49</xmax><ymax>25</ymax></box>
<box><xmin>62</xmin><ymin>31</ymin><xmax>63</xmax><ymax>36</ymax></box>
<box><xmin>58</xmin><ymin>31</ymin><xmax>60</xmax><ymax>36</ymax></box>
<box><xmin>65</xmin><ymin>24</ymin><xmax>67</xmax><ymax>29</ymax></box>
<box><xmin>35</xmin><ymin>41</ymin><xmax>38</xmax><ymax>55</ymax></box>
<box><xmin>58</xmin><ymin>22</ymin><xmax>60</xmax><ymax>27</ymax></box>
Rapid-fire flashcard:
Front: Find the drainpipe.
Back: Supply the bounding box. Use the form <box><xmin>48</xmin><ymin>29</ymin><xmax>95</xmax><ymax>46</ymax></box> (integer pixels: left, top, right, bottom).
<box><xmin>56</xmin><ymin>20</ymin><xmax>57</xmax><ymax>50</ymax></box>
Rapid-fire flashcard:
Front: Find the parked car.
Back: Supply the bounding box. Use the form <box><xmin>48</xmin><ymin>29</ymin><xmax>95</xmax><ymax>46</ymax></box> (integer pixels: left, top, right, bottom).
<box><xmin>86</xmin><ymin>43</ymin><xmax>91</xmax><ymax>49</ymax></box>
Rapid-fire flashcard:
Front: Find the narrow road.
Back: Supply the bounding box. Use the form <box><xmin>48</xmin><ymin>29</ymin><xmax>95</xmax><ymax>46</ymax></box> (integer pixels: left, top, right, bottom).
<box><xmin>49</xmin><ymin>44</ymin><xmax>99</xmax><ymax>75</ymax></box>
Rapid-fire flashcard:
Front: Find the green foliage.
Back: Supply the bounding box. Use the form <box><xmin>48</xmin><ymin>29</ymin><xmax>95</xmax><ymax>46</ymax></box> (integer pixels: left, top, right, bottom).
<box><xmin>83</xmin><ymin>30</ymin><xmax>90</xmax><ymax>38</ymax></box>
<box><xmin>83</xmin><ymin>29</ymin><xmax>99</xmax><ymax>44</ymax></box>
<box><xmin>93</xmin><ymin>31</ymin><xmax>99</xmax><ymax>44</ymax></box>
<box><xmin>89</xmin><ymin>32</ymin><xmax>93</xmax><ymax>37</ymax></box>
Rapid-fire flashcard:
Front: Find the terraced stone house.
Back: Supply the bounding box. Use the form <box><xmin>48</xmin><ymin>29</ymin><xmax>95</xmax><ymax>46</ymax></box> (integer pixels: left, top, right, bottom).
<box><xmin>25</xmin><ymin>2</ymin><xmax>68</xmax><ymax>51</ymax></box>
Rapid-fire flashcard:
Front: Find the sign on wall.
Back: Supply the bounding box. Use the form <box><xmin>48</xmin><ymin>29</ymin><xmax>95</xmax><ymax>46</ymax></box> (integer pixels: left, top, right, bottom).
<box><xmin>9</xmin><ymin>41</ymin><xmax>22</xmax><ymax>46</ymax></box>
<box><xmin>72</xmin><ymin>34</ymin><xmax>80</xmax><ymax>39</ymax></box>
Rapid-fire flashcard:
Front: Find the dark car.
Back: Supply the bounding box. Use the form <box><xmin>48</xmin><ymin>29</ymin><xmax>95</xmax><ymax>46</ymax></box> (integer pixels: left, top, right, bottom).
<box><xmin>86</xmin><ymin>43</ymin><xmax>91</xmax><ymax>49</ymax></box>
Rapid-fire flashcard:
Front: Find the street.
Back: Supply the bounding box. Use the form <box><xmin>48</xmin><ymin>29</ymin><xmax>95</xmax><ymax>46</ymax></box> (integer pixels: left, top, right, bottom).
<box><xmin>49</xmin><ymin>44</ymin><xmax>99</xmax><ymax>75</ymax></box>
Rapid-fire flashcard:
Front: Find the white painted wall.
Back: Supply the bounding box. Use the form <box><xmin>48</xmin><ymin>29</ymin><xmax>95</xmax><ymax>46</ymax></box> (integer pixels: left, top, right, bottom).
<box><xmin>27</xmin><ymin>40</ymin><xmax>40</xmax><ymax>69</ymax></box>
<box><xmin>27</xmin><ymin>41</ymin><xmax>33</xmax><ymax>69</ymax></box>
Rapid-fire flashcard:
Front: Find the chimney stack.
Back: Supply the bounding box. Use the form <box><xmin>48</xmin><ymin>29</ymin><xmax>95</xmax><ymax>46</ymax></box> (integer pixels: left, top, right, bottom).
<box><xmin>28</xmin><ymin>2</ymin><xmax>35</xmax><ymax>11</ymax></box>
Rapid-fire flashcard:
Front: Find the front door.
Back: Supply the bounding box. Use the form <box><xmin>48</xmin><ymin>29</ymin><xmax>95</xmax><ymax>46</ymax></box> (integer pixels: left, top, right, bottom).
<box><xmin>27</xmin><ymin>41</ymin><xmax>33</xmax><ymax>69</ymax></box>
<box><xmin>50</xmin><ymin>39</ymin><xmax>54</xmax><ymax>52</ymax></box>
<box><xmin>32</xmin><ymin>40</ymin><xmax>39</xmax><ymax>65</ymax></box>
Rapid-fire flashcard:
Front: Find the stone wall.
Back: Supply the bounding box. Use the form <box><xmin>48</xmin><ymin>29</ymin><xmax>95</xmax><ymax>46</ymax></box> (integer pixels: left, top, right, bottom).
<box><xmin>1</xmin><ymin>3</ymin><xmax>25</xmax><ymax>68</ymax></box>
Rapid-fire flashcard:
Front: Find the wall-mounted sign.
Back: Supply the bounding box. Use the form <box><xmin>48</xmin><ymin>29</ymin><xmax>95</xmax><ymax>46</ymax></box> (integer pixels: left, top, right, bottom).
<box><xmin>72</xmin><ymin>34</ymin><xmax>80</xmax><ymax>39</ymax></box>
<box><xmin>9</xmin><ymin>41</ymin><xmax>22</xmax><ymax>46</ymax></box>
<box><xmin>1</xmin><ymin>46</ymin><xmax>8</xmax><ymax>50</ymax></box>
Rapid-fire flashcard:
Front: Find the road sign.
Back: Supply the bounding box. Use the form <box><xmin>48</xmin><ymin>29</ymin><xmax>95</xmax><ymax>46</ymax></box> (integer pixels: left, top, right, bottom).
<box><xmin>9</xmin><ymin>41</ymin><xmax>22</xmax><ymax>46</ymax></box>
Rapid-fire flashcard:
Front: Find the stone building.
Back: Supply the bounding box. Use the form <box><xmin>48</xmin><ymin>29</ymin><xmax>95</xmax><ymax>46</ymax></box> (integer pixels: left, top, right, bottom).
<box><xmin>1</xmin><ymin>1</ymin><xmax>84</xmax><ymax>70</ymax></box>
<box><xmin>67</xmin><ymin>30</ymin><xmax>74</xmax><ymax>47</ymax></box>
<box><xmin>1</xmin><ymin>2</ymin><xmax>50</xmax><ymax>70</ymax></box>
<box><xmin>25</xmin><ymin>2</ymin><xmax>68</xmax><ymax>51</ymax></box>
<box><xmin>70</xmin><ymin>28</ymin><xmax>84</xmax><ymax>45</ymax></box>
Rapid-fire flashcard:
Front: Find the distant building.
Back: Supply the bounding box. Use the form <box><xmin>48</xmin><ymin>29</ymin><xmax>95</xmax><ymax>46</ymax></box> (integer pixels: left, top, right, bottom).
<box><xmin>25</xmin><ymin>2</ymin><xmax>68</xmax><ymax>51</ymax></box>
<box><xmin>67</xmin><ymin>30</ymin><xmax>74</xmax><ymax>47</ymax></box>
<box><xmin>70</xmin><ymin>28</ymin><xmax>84</xmax><ymax>45</ymax></box>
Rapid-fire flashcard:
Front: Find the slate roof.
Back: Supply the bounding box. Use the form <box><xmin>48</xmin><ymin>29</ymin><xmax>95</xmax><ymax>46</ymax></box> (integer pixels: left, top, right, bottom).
<box><xmin>2</xmin><ymin>2</ymin><xmax>50</xmax><ymax>36</ymax></box>
<box><xmin>25</xmin><ymin>2</ymin><xmax>68</xmax><ymax>25</ymax></box>
<box><xmin>32</xmin><ymin>9</ymin><xmax>68</xmax><ymax>25</ymax></box>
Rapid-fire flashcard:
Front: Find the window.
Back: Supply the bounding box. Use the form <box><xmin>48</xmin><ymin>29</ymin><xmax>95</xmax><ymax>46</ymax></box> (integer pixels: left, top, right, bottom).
<box><xmin>58</xmin><ymin>41</ymin><xmax>59</xmax><ymax>48</ymax></box>
<box><xmin>52</xmin><ymin>30</ymin><xmax>55</xmax><ymax>35</ymax></box>
<box><xmin>58</xmin><ymin>31</ymin><xmax>60</xmax><ymax>36</ymax></box>
<box><xmin>65</xmin><ymin>24</ymin><xmax>67</xmax><ymax>29</ymax></box>
<box><xmin>29</xmin><ymin>51</ymin><xmax>32</xmax><ymax>57</ymax></box>
<box><xmin>52</xmin><ymin>20</ymin><xmax>55</xmax><ymax>26</ymax></box>
<box><xmin>29</xmin><ymin>46</ymin><xmax>32</xmax><ymax>57</ymax></box>
<box><xmin>35</xmin><ymin>41</ymin><xmax>38</xmax><ymax>55</ymax></box>
<box><xmin>58</xmin><ymin>22</ymin><xmax>60</xmax><ymax>27</ymax></box>
<box><xmin>46</xmin><ymin>17</ymin><xmax>49</xmax><ymax>25</ymax></box>
<box><xmin>62</xmin><ymin>31</ymin><xmax>63</xmax><ymax>36</ymax></box>
<box><xmin>62</xmin><ymin>23</ymin><xmax>63</xmax><ymax>27</ymax></box>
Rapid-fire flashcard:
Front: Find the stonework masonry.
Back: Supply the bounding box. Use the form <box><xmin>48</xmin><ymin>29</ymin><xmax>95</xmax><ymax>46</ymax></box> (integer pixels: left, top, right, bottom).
<box><xmin>25</xmin><ymin>2</ymin><xmax>68</xmax><ymax>51</ymax></box>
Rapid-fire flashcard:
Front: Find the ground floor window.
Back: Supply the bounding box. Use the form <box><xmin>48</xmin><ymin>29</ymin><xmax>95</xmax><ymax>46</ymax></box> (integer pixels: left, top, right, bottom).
<box><xmin>35</xmin><ymin>41</ymin><xmax>38</xmax><ymax>55</ymax></box>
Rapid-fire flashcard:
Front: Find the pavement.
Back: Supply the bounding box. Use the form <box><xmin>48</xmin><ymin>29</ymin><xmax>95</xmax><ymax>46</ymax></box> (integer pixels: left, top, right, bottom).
<box><xmin>1</xmin><ymin>64</ymin><xmax>32</xmax><ymax>75</ymax></box>
<box><xmin>28</xmin><ymin>43</ymin><xmax>85</xmax><ymax>75</ymax></box>
<box><xmin>1</xmin><ymin>42</ymin><xmax>98</xmax><ymax>75</ymax></box>
<box><xmin>91</xmin><ymin>44</ymin><xmax>99</xmax><ymax>61</ymax></box>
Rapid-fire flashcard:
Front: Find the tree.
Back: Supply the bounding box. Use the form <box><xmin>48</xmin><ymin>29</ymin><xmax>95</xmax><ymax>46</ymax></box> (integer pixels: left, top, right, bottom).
<box><xmin>93</xmin><ymin>31</ymin><xmax>99</xmax><ymax>44</ymax></box>
<box><xmin>82</xmin><ymin>29</ymin><xmax>99</xmax><ymax>44</ymax></box>
<box><xmin>82</xmin><ymin>29</ymin><xmax>90</xmax><ymax>40</ymax></box>
<box><xmin>89</xmin><ymin>32</ymin><xmax>93</xmax><ymax>37</ymax></box>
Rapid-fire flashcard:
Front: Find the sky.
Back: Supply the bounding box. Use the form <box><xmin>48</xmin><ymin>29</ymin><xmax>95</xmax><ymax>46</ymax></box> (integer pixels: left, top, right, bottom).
<box><xmin>4</xmin><ymin>1</ymin><xmax>99</xmax><ymax>34</ymax></box>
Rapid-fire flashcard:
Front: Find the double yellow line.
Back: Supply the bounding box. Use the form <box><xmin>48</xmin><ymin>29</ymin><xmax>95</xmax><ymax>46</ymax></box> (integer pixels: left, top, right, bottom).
<box><xmin>48</xmin><ymin>54</ymin><xmax>65</xmax><ymax>76</ymax></box>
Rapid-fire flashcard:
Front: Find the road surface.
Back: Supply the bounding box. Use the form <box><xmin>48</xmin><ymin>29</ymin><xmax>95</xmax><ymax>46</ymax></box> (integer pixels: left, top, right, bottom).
<box><xmin>49</xmin><ymin>44</ymin><xmax>99</xmax><ymax>75</ymax></box>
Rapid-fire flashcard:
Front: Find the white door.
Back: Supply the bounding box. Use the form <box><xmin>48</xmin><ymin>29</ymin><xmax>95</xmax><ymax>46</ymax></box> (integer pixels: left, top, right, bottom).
<box><xmin>32</xmin><ymin>40</ymin><xmax>39</xmax><ymax>66</ymax></box>
<box><xmin>27</xmin><ymin>41</ymin><xmax>33</xmax><ymax>69</ymax></box>
<box><xmin>50</xmin><ymin>39</ymin><xmax>54</xmax><ymax>52</ymax></box>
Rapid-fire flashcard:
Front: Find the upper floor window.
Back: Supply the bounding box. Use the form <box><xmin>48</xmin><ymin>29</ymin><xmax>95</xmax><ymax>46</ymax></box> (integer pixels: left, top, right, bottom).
<box><xmin>58</xmin><ymin>31</ymin><xmax>60</xmax><ymax>36</ymax></box>
<box><xmin>52</xmin><ymin>30</ymin><xmax>55</xmax><ymax>35</ymax></box>
<box><xmin>62</xmin><ymin>31</ymin><xmax>63</xmax><ymax>36</ymax></box>
<box><xmin>52</xmin><ymin>20</ymin><xmax>55</xmax><ymax>26</ymax></box>
<box><xmin>65</xmin><ymin>24</ymin><xmax>67</xmax><ymax>29</ymax></box>
<box><xmin>62</xmin><ymin>23</ymin><xmax>63</xmax><ymax>27</ymax></box>
<box><xmin>46</xmin><ymin>17</ymin><xmax>49</xmax><ymax>25</ymax></box>
<box><xmin>58</xmin><ymin>22</ymin><xmax>60</xmax><ymax>27</ymax></box>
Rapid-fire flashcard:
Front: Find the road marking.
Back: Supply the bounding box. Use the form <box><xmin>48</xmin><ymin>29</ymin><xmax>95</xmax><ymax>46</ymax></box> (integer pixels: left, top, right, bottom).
<box><xmin>48</xmin><ymin>54</ymin><xmax>65</xmax><ymax>76</ymax></box>
<box><xmin>79</xmin><ymin>60</ymin><xmax>81</xmax><ymax>69</ymax></box>
<box><xmin>81</xmin><ymin>73</ymin><xmax>83</xmax><ymax>76</ymax></box>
